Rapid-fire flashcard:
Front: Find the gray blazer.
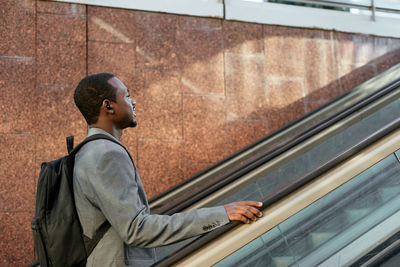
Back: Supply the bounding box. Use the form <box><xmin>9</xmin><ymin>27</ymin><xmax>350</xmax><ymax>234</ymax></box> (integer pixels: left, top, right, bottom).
<box><xmin>73</xmin><ymin>128</ymin><xmax>229</xmax><ymax>267</ymax></box>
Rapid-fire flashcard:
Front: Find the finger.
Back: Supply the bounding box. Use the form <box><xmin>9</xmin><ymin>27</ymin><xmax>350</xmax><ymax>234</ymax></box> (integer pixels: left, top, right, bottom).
<box><xmin>239</xmin><ymin>208</ymin><xmax>258</xmax><ymax>221</ymax></box>
<box><xmin>246</xmin><ymin>206</ymin><xmax>263</xmax><ymax>218</ymax></box>
<box><xmin>235</xmin><ymin>201</ymin><xmax>263</xmax><ymax>207</ymax></box>
<box><xmin>226</xmin><ymin>206</ymin><xmax>253</xmax><ymax>222</ymax></box>
<box><xmin>232</xmin><ymin>214</ymin><xmax>251</xmax><ymax>224</ymax></box>
<box><xmin>234</xmin><ymin>203</ymin><xmax>263</xmax><ymax>217</ymax></box>
<box><xmin>231</xmin><ymin>206</ymin><xmax>260</xmax><ymax>221</ymax></box>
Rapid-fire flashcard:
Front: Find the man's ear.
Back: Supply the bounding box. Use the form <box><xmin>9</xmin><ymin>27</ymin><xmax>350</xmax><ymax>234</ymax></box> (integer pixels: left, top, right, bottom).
<box><xmin>103</xmin><ymin>99</ymin><xmax>114</xmax><ymax>113</ymax></box>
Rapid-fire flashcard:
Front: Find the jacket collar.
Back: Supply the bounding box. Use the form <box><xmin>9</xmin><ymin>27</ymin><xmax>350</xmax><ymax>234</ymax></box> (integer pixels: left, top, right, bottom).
<box><xmin>87</xmin><ymin>128</ymin><xmax>122</xmax><ymax>144</ymax></box>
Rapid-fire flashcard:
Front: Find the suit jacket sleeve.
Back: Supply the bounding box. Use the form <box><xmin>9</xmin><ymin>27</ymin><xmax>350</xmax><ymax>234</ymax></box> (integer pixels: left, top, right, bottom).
<box><xmin>83</xmin><ymin>142</ymin><xmax>230</xmax><ymax>248</ymax></box>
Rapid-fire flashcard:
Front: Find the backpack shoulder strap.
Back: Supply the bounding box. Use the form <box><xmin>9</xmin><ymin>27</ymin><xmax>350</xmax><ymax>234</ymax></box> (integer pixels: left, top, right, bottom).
<box><xmin>84</xmin><ymin>220</ymin><xmax>111</xmax><ymax>256</ymax></box>
<box><xmin>66</xmin><ymin>136</ymin><xmax>74</xmax><ymax>154</ymax></box>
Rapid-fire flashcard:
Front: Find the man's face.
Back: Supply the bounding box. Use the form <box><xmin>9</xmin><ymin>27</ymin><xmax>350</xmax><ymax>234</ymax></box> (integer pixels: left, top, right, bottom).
<box><xmin>108</xmin><ymin>77</ymin><xmax>137</xmax><ymax>128</ymax></box>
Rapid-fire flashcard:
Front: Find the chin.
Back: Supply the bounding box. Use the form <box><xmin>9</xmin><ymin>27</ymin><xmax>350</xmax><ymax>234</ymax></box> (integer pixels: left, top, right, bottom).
<box><xmin>130</xmin><ymin>121</ymin><xmax>137</xmax><ymax>128</ymax></box>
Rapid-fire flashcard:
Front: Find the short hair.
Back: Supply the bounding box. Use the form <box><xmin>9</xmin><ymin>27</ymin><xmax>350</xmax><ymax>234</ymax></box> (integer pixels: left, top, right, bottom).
<box><xmin>74</xmin><ymin>73</ymin><xmax>116</xmax><ymax>125</ymax></box>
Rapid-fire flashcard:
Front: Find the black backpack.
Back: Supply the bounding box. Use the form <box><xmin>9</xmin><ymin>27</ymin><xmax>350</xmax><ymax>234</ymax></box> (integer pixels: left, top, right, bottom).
<box><xmin>31</xmin><ymin>134</ymin><xmax>132</xmax><ymax>267</ymax></box>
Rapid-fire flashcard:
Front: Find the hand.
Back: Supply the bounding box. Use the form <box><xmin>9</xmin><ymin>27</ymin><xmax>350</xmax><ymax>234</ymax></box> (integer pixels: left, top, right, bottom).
<box><xmin>224</xmin><ymin>201</ymin><xmax>263</xmax><ymax>224</ymax></box>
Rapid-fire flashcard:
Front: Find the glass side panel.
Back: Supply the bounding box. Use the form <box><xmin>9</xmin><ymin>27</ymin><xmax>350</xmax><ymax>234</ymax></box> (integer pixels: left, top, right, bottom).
<box><xmin>155</xmin><ymin>91</ymin><xmax>400</xmax><ymax>259</ymax></box>
<box><xmin>215</xmin><ymin>150</ymin><xmax>400</xmax><ymax>267</ymax></box>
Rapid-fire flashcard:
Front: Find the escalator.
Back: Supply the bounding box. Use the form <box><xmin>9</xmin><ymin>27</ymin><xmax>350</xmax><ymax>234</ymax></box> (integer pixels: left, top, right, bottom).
<box><xmin>150</xmin><ymin>63</ymin><xmax>400</xmax><ymax>266</ymax></box>
<box><xmin>169</xmin><ymin>126</ymin><xmax>400</xmax><ymax>266</ymax></box>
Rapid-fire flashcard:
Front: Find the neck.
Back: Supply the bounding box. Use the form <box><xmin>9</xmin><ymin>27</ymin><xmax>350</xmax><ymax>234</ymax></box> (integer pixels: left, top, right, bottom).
<box><xmin>89</xmin><ymin>123</ymin><xmax>122</xmax><ymax>140</ymax></box>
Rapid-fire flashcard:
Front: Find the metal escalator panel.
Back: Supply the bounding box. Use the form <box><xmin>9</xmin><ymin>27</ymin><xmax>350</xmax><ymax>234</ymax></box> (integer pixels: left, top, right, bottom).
<box><xmin>175</xmin><ymin>127</ymin><xmax>400</xmax><ymax>267</ymax></box>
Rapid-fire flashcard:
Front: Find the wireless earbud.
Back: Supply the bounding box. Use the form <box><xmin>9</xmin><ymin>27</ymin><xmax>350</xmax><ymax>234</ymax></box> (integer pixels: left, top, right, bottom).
<box><xmin>104</xmin><ymin>100</ymin><xmax>113</xmax><ymax>110</ymax></box>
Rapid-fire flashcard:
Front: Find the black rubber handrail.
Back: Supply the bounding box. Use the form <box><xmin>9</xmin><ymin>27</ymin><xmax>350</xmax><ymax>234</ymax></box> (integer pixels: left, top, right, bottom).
<box><xmin>156</xmin><ymin>78</ymin><xmax>400</xmax><ymax>215</ymax></box>
<box><xmin>149</xmin><ymin>67</ymin><xmax>400</xmax><ymax>205</ymax></box>
<box><xmin>152</xmin><ymin>117</ymin><xmax>400</xmax><ymax>267</ymax></box>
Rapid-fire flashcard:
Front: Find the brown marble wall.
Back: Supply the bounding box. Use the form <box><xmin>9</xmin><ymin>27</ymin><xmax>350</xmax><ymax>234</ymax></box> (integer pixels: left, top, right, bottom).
<box><xmin>1</xmin><ymin>0</ymin><xmax>400</xmax><ymax>265</ymax></box>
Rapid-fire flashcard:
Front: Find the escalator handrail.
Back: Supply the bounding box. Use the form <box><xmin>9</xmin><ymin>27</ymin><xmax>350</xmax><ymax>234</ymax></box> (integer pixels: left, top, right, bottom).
<box><xmin>157</xmin><ymin>79</ymin><xmax>400</xmax><ymax>215</ymax></box>
<box><xmin>149</xmin><ymin>65</ymin><xmax>400</xmax><ymax>205</ymax></box>
<box><xmin>152</xmin><ymin>117</ymin><xmax>400</xmax><ymax>267</ymax></box>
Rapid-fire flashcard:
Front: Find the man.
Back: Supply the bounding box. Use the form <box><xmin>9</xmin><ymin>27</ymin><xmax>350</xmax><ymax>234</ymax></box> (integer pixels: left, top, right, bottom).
<box><xmin>73</xmin><ymin>73</ymin><xmax>263</xmax><ymax>266</ymax></box>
